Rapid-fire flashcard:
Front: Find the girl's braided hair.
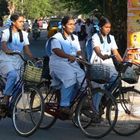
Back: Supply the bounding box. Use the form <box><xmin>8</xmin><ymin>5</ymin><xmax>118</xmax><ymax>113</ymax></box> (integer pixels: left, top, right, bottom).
<box><xmin>9</xmin><ymin>13</ymin><xmax>24</xmax><ymax>43</ymax></box>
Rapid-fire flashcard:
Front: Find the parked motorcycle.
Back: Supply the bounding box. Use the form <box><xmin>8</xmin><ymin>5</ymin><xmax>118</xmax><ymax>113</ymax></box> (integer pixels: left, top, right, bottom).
<box><xmin>32</xmin><ymin>28</ymin><xmax>40</xmax><ymax>40</ymax></box>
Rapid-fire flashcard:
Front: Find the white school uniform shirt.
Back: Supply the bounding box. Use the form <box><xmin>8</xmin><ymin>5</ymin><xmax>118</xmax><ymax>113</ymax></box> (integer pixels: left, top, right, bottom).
<box><xmin>90</xmin><ymin>33</ymin><xmax>118</xmax><ymax>77</ymax></box>
<box><xmin>0</xmin><ymin>28</ymin><xmax>29</xmax><ymax>77</ymax></box>
<box><xmin>49</xmin><ymin>32</ymin><xmax>85</xmax><ymax>88</ymax></box>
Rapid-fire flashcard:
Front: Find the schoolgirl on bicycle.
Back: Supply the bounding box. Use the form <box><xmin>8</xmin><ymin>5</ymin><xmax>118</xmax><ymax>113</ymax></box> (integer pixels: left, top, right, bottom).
<box><xmin>45</xmin><ymin>16</ymin><xmax>86</xmax><ymax>117</ymax></box>
<box><xmin>90</xmin><ymin>17</ymin><xmax>123</xmax><ymax>114</ymax></box>
<box><xmin>0</xmin><ymin>13</ymin><xmax>34</xmax><ymax>107</ymax></box>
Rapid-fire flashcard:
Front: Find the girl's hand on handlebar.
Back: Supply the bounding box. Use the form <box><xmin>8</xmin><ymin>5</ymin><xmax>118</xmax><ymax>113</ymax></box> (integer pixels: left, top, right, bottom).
<box><xmin>102</xmin><ymin>54</ymin><xmax>110</xmax><ymax>60</ymax></box>
<box><xmin>102</xmin><ymin>54</ymin><xmax>116</xmax><ymax>60</ymax></box>
<box><xmin>68</xmin><ymin>55</ymin><xmax>76</xmax><ymax>63</ymax></box>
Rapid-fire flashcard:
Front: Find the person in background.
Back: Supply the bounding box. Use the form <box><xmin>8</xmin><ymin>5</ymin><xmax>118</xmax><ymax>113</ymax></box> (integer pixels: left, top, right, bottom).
<box><xmin>0</xmin><ymin>17</ymin><xmax>7</xmax><ymax>43</ymax></box>
<box><xmin>77</xmin><ymin>25</ymin><xmax>87</xmax><ymax>58</ymax></box>
<box><xmin>38</xmin><ymin>19</ymin><xmax>43</xmax><ymax>29</ymax></box>
<box><xmin>32</xmin><ymin>19</ymin><xmax>39</xmax><ymax>29</ymax></box>
<box><xmin>0</xmin><ymin>17</ymin><xmax>3</xmax><ymax>42</ymax></box>
<box><xmin>32</xmin><ymin>19</ymin><xmax>40</xmax><ymax>39</ymax></box>
<box><xmin>74</xmin><ymin>18</ymin><xmax>84</xmax><ymax>35</ymax></box>
<box><xmin>0</xmin><ymin>13</ymin><xmax>34</xmax><ymax>106</ymax></box>
<box><xmin>23</xmin><ymin>20</ymin><xmax>30</xmax><ymax>33</ymax></box>
<box><xmin>85</xmin><ymin>18</ymin><xmax>94</xmax><ymax>41</ymax></box>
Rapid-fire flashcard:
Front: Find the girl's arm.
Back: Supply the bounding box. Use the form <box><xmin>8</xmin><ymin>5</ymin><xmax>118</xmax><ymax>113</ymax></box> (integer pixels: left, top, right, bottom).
<box><xmin>1</xmin><ymin>41</ymin><xmax>13</xmax><ymax>53</ymax></box>
<box><xmin>53</xmin><ymin>48</ymin><xmax>76</xmax><ymax>62</ymax></box>
<box><xmin>24</xmin><ymin>45</ymin><xmax>34</xmax><ymax>59</ymax></box>
<box><xmin>112</xmin><ymin>49</ymin><xmax>123</xmax><ymax>62</ymax></box>
<box><xmin>94</xmin><ymin>46</ymin><xmax>110</xmax><ymax>60</ymax></box>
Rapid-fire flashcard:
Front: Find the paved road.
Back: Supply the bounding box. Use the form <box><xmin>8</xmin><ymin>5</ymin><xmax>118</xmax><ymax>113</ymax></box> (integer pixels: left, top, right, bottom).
<box><xmin>0</xmin><ymin>30</ymin><xmax>140</xmax><ymax>140</ymax></box>
<box><xmin>29</xmin><ymin>29</ymin><xmax>47</xmax><ymax>57</ymax></box>
<box><xmin>0</xmin><ymin>118</ymin><xmax>140</xmax><ymax>140</ymax></box>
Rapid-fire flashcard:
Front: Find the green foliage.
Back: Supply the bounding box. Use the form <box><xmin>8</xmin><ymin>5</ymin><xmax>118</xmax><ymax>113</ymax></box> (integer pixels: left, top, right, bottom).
<box><xmin>0</xmin><ymin>0</ymin><xmax>9</xmax><ymax>17</ymax></box>
<box><xmin>23</xmin><ymin>0</ymin><xmax>50</xmax><ymax>18</ymax></box>
<box><xmin>7</xmin><ymin>0</ymin><xmax>52</xmax><ymax>19</ymax></box>
<box><xmin>1</xmin><ymin>0</ymin><xmax>127</xmax><ymax>55</ymax></box>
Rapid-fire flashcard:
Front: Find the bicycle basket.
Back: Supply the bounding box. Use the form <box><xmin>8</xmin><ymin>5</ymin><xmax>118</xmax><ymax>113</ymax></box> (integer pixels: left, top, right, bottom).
<box><xmin>88</xmin><ymin>64</ymin><xmax>110</xmax><ymax>84</ymax></box>
<box><xmin>23</xmin><ymin>61</ymin><xmax>42</xmax><ymax>83</ymax></box>
<box><xmin>121</xmin><ymin>65</ymin><xmax>139</xmax><ymax>84</ymax></box>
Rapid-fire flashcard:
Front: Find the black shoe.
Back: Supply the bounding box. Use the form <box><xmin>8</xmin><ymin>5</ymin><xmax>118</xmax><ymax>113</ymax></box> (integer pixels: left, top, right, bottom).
<box><xmin>0</xmin><ymin>107</ymin><xmax>7</xmax><ymax>118</ymax></box>
<box><xmin>82</xmin><ymin>110</ymin><xmax>102</xmax><ymax>123</ymax></box>
<box><xmin>59</xmin><ymin>106</ymin><xmax>71</xmax><ymax>115</ymax></box>
<box><xmin>0</xmin><ymin>96</ymin><xmax>10</xmax><ymax>107</ymax></box>
<box><xmin>59</xmin><ymin>106</ymin><xmax>72</xmax><ymax>120</ymax></box>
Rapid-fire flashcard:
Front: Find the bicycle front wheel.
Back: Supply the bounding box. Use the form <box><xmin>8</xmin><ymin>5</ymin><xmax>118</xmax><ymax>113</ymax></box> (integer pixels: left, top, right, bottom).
<box><xmin>77</xmin><ymin>88</ymin><xmax>118</xmax><ymax>139</ymax></box>
<box><xmin>113</xmin><ymin>88</ymin><xmax>140</xmax><ymax>136</ymax></box>
<box><xmin>12</xmin><ymin>86</ymin><xmax>44</xmax><ymax>137</ymax></box>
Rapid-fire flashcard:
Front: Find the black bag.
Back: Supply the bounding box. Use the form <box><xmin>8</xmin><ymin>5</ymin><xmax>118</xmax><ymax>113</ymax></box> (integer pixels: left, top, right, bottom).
<box><xmin>88</xmin><ymin>64</ymin><xmax>110</xmax><ymax>84</ymax></box>
<box><xmin>122</xmin><ymin>65</ymin><xmax>139</xmax><ymax>84</ymax></box>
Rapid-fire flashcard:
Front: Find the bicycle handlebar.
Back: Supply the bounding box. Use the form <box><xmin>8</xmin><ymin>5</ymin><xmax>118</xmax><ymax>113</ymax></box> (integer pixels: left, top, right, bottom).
<box><xmin>76</xmin><ymin>54</ymin><xmax>115</xmax><ymax>66</ymax></box>
<box><xmin>76</xmin><ymin>57</ymin><xmax>91</xmax><ymax>66</ymax></box>
<box><xmin>121</xmin><ymin>60</ymin><xmax>140</xmax><ymax>67</ymax></box>
<box><xmin>6</xmin><ymin>52</ymin><xmax>27</xmax><ymax>62</ymax></box>
<box><xmin>108</xmin><ymin>54</ymin><xmax>116</xmax><ymax>59</ymax></box>
<box><xmin>6</xmin><ymin>52</ymin><xmax>44</xmax><ymax>68</ymax></box>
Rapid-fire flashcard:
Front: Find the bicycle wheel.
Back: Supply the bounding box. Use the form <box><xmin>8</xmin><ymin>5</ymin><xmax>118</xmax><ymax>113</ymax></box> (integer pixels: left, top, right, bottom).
<box><xmin>0</xmin><ymin>77</ymin><xmax>5</xmax><ymax>96</ymax></box>
<box><xmin>71</xmin><ymin>113</ymin><xmax>79</xmax><ymax>128</ymax></box>
<box><xmin>113</xmin><ymin>88</ymin><xmax>140</xmax><ymax>136</ymax></box>
<box><xmin>38</xmin><ymin>81</ymin><xmax>59</xmax><ymax>129</ymax></box>
<box><xmin>77</xmin><ymin>88</ymin><xmax>118</xmax><ymax>139</ymax></box>
<box><xmin>12</xmin><ymin>86</ymin><xmax>44</xmax><ymax>136</ymax></box>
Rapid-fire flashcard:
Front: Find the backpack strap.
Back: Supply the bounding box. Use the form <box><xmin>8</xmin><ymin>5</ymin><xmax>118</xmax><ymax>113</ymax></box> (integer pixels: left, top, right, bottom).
<box><xmin>45</xmin><ymin>37</ymin><xmax>55</xmax><ymax>57</ymax></box>
<box><xmin>107</xmin><ymin>34</ymin><xmax>111</xmax><ymax>43</ymax></box>
<box><xmin>97</xmin><ymin>32</ymin><xmax>111</xmax><ymax>44</ymax></box>
<box><xmin>45</xmin><ymin>37</ymin><xmax>64</xmax><ymax>57</ymax></box>
<box><xmin>97</xmin><ymin>32</ymin><xmax>104</xmax><ymax>44</ymax></box>
<box><xmin>85</xmin><ymin>38</ymin><xmax>93</xmax><ymax>62</ymax></box>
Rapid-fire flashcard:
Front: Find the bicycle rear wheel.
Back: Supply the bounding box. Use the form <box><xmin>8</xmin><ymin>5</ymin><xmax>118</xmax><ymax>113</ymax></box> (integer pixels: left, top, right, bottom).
<box><xmin>113</xmin><ymin>88</ymin><xmax>140</xmax><ymax>136</ymax></box>
<box><xmin>12</xmin><ymin>86</ymin><xmax>44</xmax><ymax>136</ymax></box>
<box><xmin>77</xmin><ymin>88</ymin><xmax>118</xmax><ymax>138</ymax></box>
<box><xmin>38</xmin><ymin>81</ymin><xmax>59</xmax><ymax>129</ymax></box>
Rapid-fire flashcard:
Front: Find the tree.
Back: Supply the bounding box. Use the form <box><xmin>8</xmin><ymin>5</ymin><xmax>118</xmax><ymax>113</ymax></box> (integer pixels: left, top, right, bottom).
<box><xmin>7</xmin><ymin>0</ymin><xmax>53</xmax><ymax>19</ymax></box>
<box><xmin>3</xmin><ymin>0</ymin><xmax>127</xmax><ymax>55</ymax></box>
<box><xmin>22</xmin><ymin>0</ymin><xmax>51</xmax><ymax>19</ymax></box>
<box><xmin>59</xmin><ymin>0</ymin><xmax>127</xmax><ymax>55</ymax></box>
<box><xmin>0</xmin><ymin>0</ymin><xmax>9</xmax><ymax>17</ymax></box>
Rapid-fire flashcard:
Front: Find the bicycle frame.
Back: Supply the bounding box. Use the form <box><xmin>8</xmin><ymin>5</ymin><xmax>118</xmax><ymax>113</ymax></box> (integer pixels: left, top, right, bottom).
<box><xmin>105</xmin><ymin>63</ymin><xmax>136</xmax><ymax>113</ymax></box>
<box><xmin>8</xmin><ymin>78</ymin><xmax>24</xmax><ymax>111</ymax></box>
<box><xmin>65</xmin><ymin>61</ymin><xmax>94</xmax><ymax>111</ymax></box>
<box><xmin>69</xmin><ymin>76</ymin><xmax>88</xmax><ymax>108</ymax></box>
<box><xmin>45</xmin><ymin>59</ymin><xmax>93</xmax><ymax>113</ymax></box>
<box><xmin>0</xmin><ymin>53</ymin><xmax>26</xmax><ymax>116</ymax></box>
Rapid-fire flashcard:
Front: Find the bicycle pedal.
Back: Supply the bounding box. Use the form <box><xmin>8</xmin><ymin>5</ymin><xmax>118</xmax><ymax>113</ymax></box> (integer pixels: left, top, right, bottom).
<box><xmin>92</xmin><ymin>117</ymin><xmax>102</xmax><ymax>123</ymax></box>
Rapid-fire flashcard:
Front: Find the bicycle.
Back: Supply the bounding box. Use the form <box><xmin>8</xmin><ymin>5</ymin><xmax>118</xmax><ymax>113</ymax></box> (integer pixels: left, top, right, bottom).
<box><xmin>38</xmin><ymin>57</ymin><xmax>118</xmax><ymax>138</ymax></box>
<box><xmin>106</xmin><ymin>60</ymin><xmax>140</xmax><ymax>136</ymax></box>
<box><xmin>0</xmin><ymin>52</ymin><xmax>44</xmax><ymax>137</ymax></box>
